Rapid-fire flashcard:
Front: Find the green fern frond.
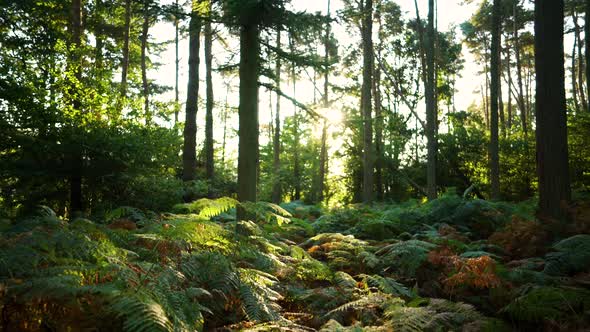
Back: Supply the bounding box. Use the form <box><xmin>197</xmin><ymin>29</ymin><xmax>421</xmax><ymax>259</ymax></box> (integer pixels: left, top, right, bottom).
<box><xmin>172</xmin><ymin>197</ymin><xmax>238</xmax><ymax>218</ymax></box>
<box><xmin>500</xmin><ymin>286</ymin><xmax>590</xmax><ymax>323</ymax></box>
<box><xmin>544</xmin><ymin>235</ymin><xmax>590</xmax><ymax>276</ymax></box>
<box><xmin>359</xmin><ymin>274</ymin><xmax>412</xmax><ymax>298</ymax></box>
<box><xmin>109</xmin><ymin>293</ymin><xmax>173</xmax><ymax>332</ymax></box>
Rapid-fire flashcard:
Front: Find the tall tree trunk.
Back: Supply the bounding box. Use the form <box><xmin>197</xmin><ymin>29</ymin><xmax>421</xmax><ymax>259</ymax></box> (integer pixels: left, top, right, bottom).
<box><xmin>271</xmin><ymin>28</ymin><xmax>282</xmax><ymax>204</ymax></box>
<box><xmin>572</xmin><ymin>33</ymin><xmax>580</xmax><ymax>113</ymax></box>
<box><xmin>586</xmin><ymin>0</ymin><xmax>590</xmax><ymax>112</ymax></box>
<box><xmin>174</xmin><ymin>0</ymin><xmax>180</xmax><ymax>124</ymax></box>
<box><xmin>119</xmin><ymin>0</ymin><xmax>131</xmax><ymax>112</ymax></box>
<box><xmin>506</xmin><ymin>45</ymin><xmax>513</xmax><ymax>130</ymax></box>
<box><xmin>141</xmin><ymin>0</ymin><xmax>150</xmax><ymax>125</ymax></box>
<box><xmin>373</xmin><ymin>1</ymin><xmax>384</xmax><ymax>201</ymax></box>
<box><xmin>290</xmin><ymin>34</ymin><xmax>301</xmax><ymax>201</ymax></box>
<box><xmin>182</xmin><ymin>9</ymin><xmax>201</xmax><ymax>182</ymax></box>
<box><xmin>514</xmin><ymin>0</ymin><xmax>527</xmax><ymax>135</ymax></box>
<box><xmin>237</xmin><ymin>22</ymin><xmax>260</xmax><ymax>219</ymax></box>
<box><xmin>534</xmin><ymin>0</ymin><xmax>571</xmax><ymax>220</ymax></box>
<box><xmin>318</xmin><ymin>0</ymin><xmax>331</xmax><ymax>203</ymax></box>
<box><xmin>204</xmin><ymin>9</ymin><xmax>214</xmax><ymax>180</ymax></box>
<box><xmin>425</xmin><ymin>0</ymin><xmax>437</xmax><ymax>200</ymax></box>
<box><xmin>361</xmin><ymin>0</ymin><xmax>374</xmax><ymax>203</ymax></box>
<box><xmin>573</xmin><ymin>13</ymin><xmax>588</xmax><ymax>111</ymax></box>
<box><xmin>222</xmin><ymin>82</ymin><xmax>229</xmax><ymax>165</ymax></box>
<box><xmin>69</xmin><ymin>0</ymin><xmax>83</xmax><ymax>214</ymax></box>
<box><xmin>489</xmin><ymin>0</ymin><xmax>501</xmax><ymax>200</ymax></box>
<box><xmin>498</xmin><ymin>37</ymin><xmax>505</xmax><ymax>138</ymax></box>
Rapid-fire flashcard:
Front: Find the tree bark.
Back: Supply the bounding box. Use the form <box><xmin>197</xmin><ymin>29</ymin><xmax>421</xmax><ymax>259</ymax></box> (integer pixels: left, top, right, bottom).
<box><xmin>182</xmin><ymin>9</ymin><xmax>201</xmax><ymax>182</ymax></box>
<box><xmin>572</xmin><ymin>32</ymin><xmax>580</xmax><ymax>113</ymax></box>
<box><xmin>317</xmin><ymin>0</ymin><xmax>331</xmax><ymax>203</ymax></box>
<box><xmin>271</xmin><ymin>28</ymin><xmax>282</xmax><ymax>204</ymax></box>
<box><xmin>425</xmin><ymin>0</ymin><xmax>437</xmax><ymax>200</ymax></box>
<box><xmin>534</xmin><ymin>0</ymin><xmax>571</xmax><ymax>220</ymax></box>
<box><xmin>361</xmin><ymin>0</ymin><xmax>374</xmax><ymax>203</ymax></box>
<box><xmin>373</xmin><ymin>2</ymin><xmax>384</xmax><ymax>201</ymax></box>
<box><xmin>489</xmin><ymin>0</ymin><xmax>501</xmax><ymax>200</ymax></box>
<box><xmin>174</xmin><ymin>0</ymin><xmax>180</xmax><ymax>124</ymax></box>
<box><xmin>573</xmin><ymin>12</ymin><xmax>588</xmax><ymax>111</ymax></box>
<box><xmin>204</xmin><ymin>8</ymin><xmax>214</xmax><ymax>180</ymax></box>
<box><xmin>119</xmin><ymin>0</ymin><xmax>131</xmax><ymax>112</ymax></box>
<box><xmin>237</xmin><ymin>22</ymin><xmax>260</xmax><ymax>219</ymax></box>
<box><xmin>290</xmin><ymin>33</ymin><xmax>301</xmax><ymax>201</ymax></box>
<box><xmin>586</xmin><ymin>0</ymin><xmax>590</xmax><ymax>112</ymax></box>
<box><xmin>514</xmin><ymin>1</ymin><xmax>527</xmax><ymax>135</ymax></box>
<box><xmin>141</xmin><ymin>0</ymin><xmax>150</xmax><ymax>125</ymax></box>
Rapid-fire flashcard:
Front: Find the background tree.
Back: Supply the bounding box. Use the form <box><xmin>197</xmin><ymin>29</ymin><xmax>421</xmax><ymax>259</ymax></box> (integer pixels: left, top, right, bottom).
<box><xmin>535</xmin><ymin>0</ymin><xmax>571</xmax><ymax>220</ymax></box>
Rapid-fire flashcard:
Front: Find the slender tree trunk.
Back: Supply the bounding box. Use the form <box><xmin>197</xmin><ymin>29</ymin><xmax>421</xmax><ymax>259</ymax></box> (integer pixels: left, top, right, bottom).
<box><xmin>572</xmin><ymin>34</ymin><xmax>580</xmax><ymax>113</ymax></box>
<box><xmin>506</xmin><ymin>46</ymin><xmax>513</xmax><ymax>130</ymax></box>
<box><xmin>373</xmin><ymin>1</ymin><xmax>384</xmax><ymax>201</ymax></box>
<box><xmin>182</xmin><ymin>9</ymin><xmax>201</xmax><ymax>182</ymax></box>
<box><xmin>174</xmin><ymin>0</ymin><xmax>180</xmax><ymax>124</ymax></box>
<box><xmin>498</xmin><ymin>37</ymin><xmax>506</xmax><ymax>138</ymax></box>
<box><xmin>204</xmin><ymin>10</ymin><xmax>214</xmax><ymax>180</ymax></box>
<box><xmin>271</xmin><ymin>28</ymin><xmax>282</xmax><ymax>204</ymax></box>
<box><xmin>573</xmin><ymin>13</ymin><xmax>588</xmax><ymax>111</ymax></box>
<box><xmin>69</xmin><ymin>0</ymin><xmax>83</xmax><ymax>214</ymax></box>
<box><xmin>119</xmin><ymin>0</ymin><xmax>131</xmax><ymax>112</ymax></box>
<box><xmin>586</xmin><ymin>0</ymin><xmax>590</xmax><ymax>112</ymax></box>
<box><xmin>290</xmin><ymin>34</ymin><xmax>301</xmax><ymax>201</ymax></box>
<box><xmin>489</xmin><ymin>0</ymin><xmax>501</xmax><ymax>200</ymax></box>
<box><xmin>514</xmin><ymin>1</ymin><xmax>527</xmax><ymax>135</ymax></box>
<box><xmin>237</xmin><ymin>22</ymin><xmax>260</xmax><ymax>219</ymax></box>
<box><xmin>425</xmin><ymin>0</ymin><xmax>437</xmax><ymax>200</ymax></box>
<box><xmin>318</xmin><ymin>0</ymin><xmax>331</xmax><ymax>203</ymax></box>
<box><xmin>361</xmin><ymin>0</ymin><xmax>374</xmax><ymax>203</ymax></box>
<box><xmin>222</xmin><ymin>83</ymin><xmax>229</xmax><ymax>165</ymax></box>
<box><xmin>534</xmin><ymin>0</ymin><xmax>571</xmax><ymax>220</ymax></box>
<box><xmin>141</xmin><ymin>0</ymin><xmax>150</xmax><ymax>125</ymax></box>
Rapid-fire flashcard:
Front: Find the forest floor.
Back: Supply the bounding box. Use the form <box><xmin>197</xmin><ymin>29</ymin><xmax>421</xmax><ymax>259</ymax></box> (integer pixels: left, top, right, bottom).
<box><xmin>1</xmin><ymin>193</ymin><xmax>590</xmax><ymax>331</ymax></box>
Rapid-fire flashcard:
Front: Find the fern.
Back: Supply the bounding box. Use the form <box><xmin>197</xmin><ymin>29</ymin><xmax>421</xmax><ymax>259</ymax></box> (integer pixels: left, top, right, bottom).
<box><xmin>239</xmin><ymin>268</ymin><xmax>282</xmax><ymax>322</ymax></box>
<box><xmin>358</xmin><ymin>274</ymin><xmax>412</xmax><ymax>298</ymax></box>
<box><xmin>544</xmin><ymin>234</ymin><xmax>590</xmax><ymax>276</ymax></box>
<box><xmin>376</xmin><ymin>240</ymin><xmax>437</xmax><ymax>279</ymax></box>
<box><xmin>239</xmin><ymin>201</ymin><xmax>292</xmax><ymax>226</ymax></box>
<box><xmin>501</xmin><ymin>286</ymin><xmax>590</xmax><ymax>323</ymax></box>
<box><xmin>172</xmin><ymin>197</ymin><xmax>238</xmax><ymax>218</ymax></box>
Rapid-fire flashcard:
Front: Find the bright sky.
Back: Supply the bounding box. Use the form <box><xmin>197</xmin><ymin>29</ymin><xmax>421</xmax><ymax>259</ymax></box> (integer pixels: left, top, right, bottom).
<box><xmin>149</xmin><ymin>0</ymin><xmax>484</xmax><ymax>169</ymax></box>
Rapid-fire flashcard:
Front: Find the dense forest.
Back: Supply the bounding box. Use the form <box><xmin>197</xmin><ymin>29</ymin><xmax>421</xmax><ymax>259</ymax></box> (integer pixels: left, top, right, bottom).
<box><xmin>1</xmin><ymin>0</ymin><xmax>590</xmax><ymax>330</ymax></box>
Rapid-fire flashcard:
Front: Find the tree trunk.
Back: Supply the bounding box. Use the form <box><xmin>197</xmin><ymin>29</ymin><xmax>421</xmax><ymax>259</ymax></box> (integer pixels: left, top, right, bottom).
<box><xmin>506</xmin><ymin>45</ymin><xmax>513</xmax><ymax>130</ymax></box>
<box><xmin>318</xmin><ymin>0</ymin><xmax>331</xmax><ymax>203</ymax></box>
<box><xmin>69</xmin><ymin>0</ymin><xmax>83</xmax><ymax>214</ymax></box>
<box><xmin>586</xmin><ymin>0</ymin><xmax>590</xmax><ymax>112</ymax></box>
<box><xmin>514</xmin><ymin>1</ymin><xmax>527</xmax><ymax>135</ymax></box>
<box><xmin>572</xmin><ymin>33</ymin><xmax>580</xmax><ymax>113</ymax></box>
<box><xmin>182</xmin><ymin>9</ymin><xmax>201</xmax><ymax>182</ymax></box>
<box><xmin>237</xmin><ymin>22</ymin><xmax>260</xmax><ymax>219</ymax></box>
<box><xmin>374</xmin><ymin>2</ymin><xmax>384</xmax><ymax>201</ymax></box>
<box><xmin>141</xmin><ymin>0</ymin><xmax>150</xmax><ymax>125</ymax></box>
<box><xmin>534</xmin><ymin>0</ymin><xmax>571</xmax><ymax>220</ymax></box>
<box><xmin>271</xmin><ymin>28</ymin><xmax>282</xmax><ymax>204</ymax></box>
<box><xmin>119</xmin><ymin>0</ymin><xmax>131</xmax><ymax>112</ymax></box>
<box><xmin>425</xmin><ymin>0</ymin><xmax>437</xmax><ymax>200</ymax></box>
<box><xmin>222</xmin><ymin>83</ymin><xmax>230</xmax><ymax>165</ymax></box>
<box><xmin>290</xmin><ymin>34</ymin><xmax>301</xmax><ymax>201</ymax></box>
<box><xmin>204</xmin><ymin>10</ymin><xmax>214</xmax><ymax>180</ymax></box>
<box><xmin>174</xmin><ymin>0</ymin><xmax>180</xmax><ymax>124</ymax></box>
<box><xmin>573</xmin><ymin>12</ymin><xmax>588</xmax><ymax>111</ymax></box>
<box><xmin>361</xmin><ymin>0</ymin><xmax>374</xmax><ymax>203</ymax></box>
<box><xmin>489</xmin><ymin>0</ymin><xmax>501</xmax><ymax>200</ymax></box>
